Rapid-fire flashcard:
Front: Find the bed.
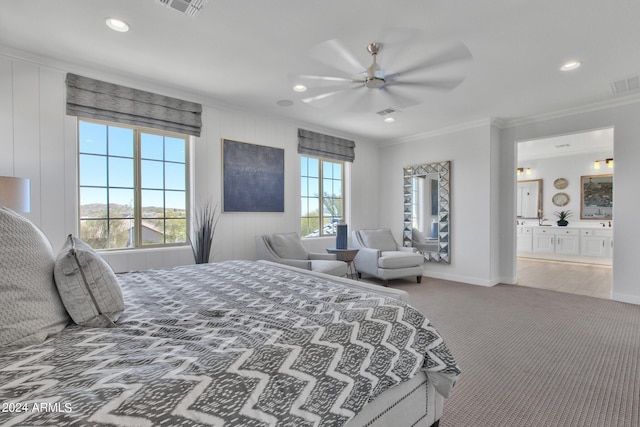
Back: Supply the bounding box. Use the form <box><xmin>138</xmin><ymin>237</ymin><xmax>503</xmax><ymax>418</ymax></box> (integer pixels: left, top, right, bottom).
<box><xmin>0</xmin><ymin>209</ymin><xmax>460</xmax><ymax>426</ymax></box>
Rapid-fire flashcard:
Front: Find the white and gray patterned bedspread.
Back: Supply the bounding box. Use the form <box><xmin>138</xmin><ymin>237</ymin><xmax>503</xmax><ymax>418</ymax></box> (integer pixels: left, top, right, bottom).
<box><xmin>0</xmin><ymin>260</ymin><xmax>459</xmax><ymax>426</ymax></box>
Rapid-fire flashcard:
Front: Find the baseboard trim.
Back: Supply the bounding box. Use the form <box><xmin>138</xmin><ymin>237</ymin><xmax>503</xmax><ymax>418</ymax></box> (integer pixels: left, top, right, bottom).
<box><xmin>423</xmin><ymin>271</ymin><xmax>496</xmax><ymax>287</ymax></box>
<box><xmin>612</xmin><ymin>292</ymin><xmax>640</xmax><ymax>306</ymax></box>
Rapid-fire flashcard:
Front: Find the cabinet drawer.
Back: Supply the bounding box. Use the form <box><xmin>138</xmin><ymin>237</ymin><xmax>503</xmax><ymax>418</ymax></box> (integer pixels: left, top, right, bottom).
<box><xmin>581</xmin><ymin>229</ymin><xmax>613</xmax><ymax>237</ymax></box>
<box><xmin>534</xmin><ymin>228</ymin><xmax>578</xmax><ymax>236</ymax></box>
<box><xmin>534</xmin><ymin>228</ymin><xmax>554</xmax><ymax>235</ymax></box>
<box><xmin>595</xmin><ymin>229</ymin><xmax>613</xmax><ymax>237</ymax></box>
<box><xmin>556</xmin><ymin>228</ymin><xmax>579</xmax><ymax>236</ymax></box>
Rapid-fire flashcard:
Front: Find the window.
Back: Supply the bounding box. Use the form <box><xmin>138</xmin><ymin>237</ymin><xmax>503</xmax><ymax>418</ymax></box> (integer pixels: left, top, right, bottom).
<box><xmin>78</xmin><ymin>119</ymin><xmax>189</xmax><ymax>250</ymax></box>
<box><xmin>300</xmin><ymin>156</ymin><xmax>344</xmax><ymax>237</ymax></box>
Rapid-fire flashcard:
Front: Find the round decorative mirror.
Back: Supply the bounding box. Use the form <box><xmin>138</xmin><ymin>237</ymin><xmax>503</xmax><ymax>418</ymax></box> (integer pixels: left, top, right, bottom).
<box><xmin>552</xmin><ymin>192</ymin><xmax>570</xmax><ymax>207</ymax></box>
<box><xmin>554</xmin><ymin>178</ymin><xmax>568</xmax><ymax>189</ymax></box>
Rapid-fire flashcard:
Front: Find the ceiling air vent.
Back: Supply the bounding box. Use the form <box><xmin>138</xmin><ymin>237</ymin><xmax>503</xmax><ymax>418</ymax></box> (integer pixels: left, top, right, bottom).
<box><xmin>610</xmin><ymin>75</ymin><xmax>640</xmax><ymax>96</ymax></box>
<box><xmin>155</xmin><ymin>0</ymin><xmax>209</xmax><ymax>17</ymax></box>
<box><xmin>376</xmin><ymin>107</ymin><xmax>401</xmax><ymax>116</ymax></box>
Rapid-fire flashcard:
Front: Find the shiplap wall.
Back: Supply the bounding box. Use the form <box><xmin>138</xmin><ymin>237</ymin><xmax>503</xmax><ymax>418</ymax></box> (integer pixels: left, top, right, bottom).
<box><xmin>0</xmin><ymin>53</ymin><xmax>381</xmax><ymax>272</ymax></box>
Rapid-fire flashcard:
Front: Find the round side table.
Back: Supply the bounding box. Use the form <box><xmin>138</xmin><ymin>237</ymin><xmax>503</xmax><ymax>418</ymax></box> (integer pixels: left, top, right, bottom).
<box><xmin>326</xmin><ymin>248</ymin><xmax>359</xmax><ymax>280</ymax></box>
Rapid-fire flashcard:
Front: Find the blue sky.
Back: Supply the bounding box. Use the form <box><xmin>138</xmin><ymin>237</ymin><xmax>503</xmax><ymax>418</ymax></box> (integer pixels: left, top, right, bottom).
<box><xmin>79</xmin><ymin>121</ymin><xmax>186</xmax><ymax>212</ymax></box>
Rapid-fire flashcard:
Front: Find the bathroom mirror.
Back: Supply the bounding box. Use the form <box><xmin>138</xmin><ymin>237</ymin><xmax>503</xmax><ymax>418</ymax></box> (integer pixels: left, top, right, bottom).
<box><xmin>403</xmin><ymin>161</ymin><xmax>450</xmax><ymax>263</ymax></box>
<box><xmin>581</xmin><ymin>174</ymin><xmax>613</xmax><ymax>220</ymax></box>
<box><xmin>517</xmin><ymin>179</ymin><xmax>542</xmax><ymax>219</ymax></box>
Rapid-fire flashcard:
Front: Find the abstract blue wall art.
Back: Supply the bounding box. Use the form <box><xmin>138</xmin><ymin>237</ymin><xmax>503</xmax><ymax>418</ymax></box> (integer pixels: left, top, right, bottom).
<box><xmin>222</xmin><ymin>139</ymin><xmax>285</xmax><ymax>212</ymax></box>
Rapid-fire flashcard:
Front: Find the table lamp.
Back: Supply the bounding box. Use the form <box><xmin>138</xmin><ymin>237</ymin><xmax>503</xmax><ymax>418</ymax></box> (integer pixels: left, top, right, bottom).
<box><xmin>0</xmin><ymin>176</ymin><xmax>31</xmax><ymax>212</ymax></box>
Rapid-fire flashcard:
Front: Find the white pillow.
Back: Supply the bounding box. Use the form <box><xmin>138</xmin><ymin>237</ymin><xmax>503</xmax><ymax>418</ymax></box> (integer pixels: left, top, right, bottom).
<box><xmin>270</xmin><ymin>232</ymin><xmax>308</xmax><ymax>260</ymax></box>
<box><xmin>0</xmin><ymin>208</ymin><xmax>70</xmax><ymax>347</ymax></box>
<box><xmin>54</xmin><ymin>235</ymin><xmax>124</xmax><ymax>327</ymax></box>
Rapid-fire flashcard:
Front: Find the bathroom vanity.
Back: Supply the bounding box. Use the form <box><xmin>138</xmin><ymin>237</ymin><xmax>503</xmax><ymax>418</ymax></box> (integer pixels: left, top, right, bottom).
<box><xmin>517</xmin><ymin>224</ymin><xmax>613</xmax><ymax>265</ymax></box>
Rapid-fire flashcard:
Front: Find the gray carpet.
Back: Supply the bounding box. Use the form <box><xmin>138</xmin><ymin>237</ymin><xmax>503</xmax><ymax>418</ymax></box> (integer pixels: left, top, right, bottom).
<box><xmin>383</xmin><ymin>278</ymin><xmax>640</xmax><ymax>427</ymax></box>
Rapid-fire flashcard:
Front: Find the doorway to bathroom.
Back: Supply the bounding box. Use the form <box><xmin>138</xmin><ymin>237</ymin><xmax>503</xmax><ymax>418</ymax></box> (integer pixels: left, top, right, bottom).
<box><xmin>516</xmin><ymin>128</ymin><xmax>614</xmax><ymax>299</ymax></box>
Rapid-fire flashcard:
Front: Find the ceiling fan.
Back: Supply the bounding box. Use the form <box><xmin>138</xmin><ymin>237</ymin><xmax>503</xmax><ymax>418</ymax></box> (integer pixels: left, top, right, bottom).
<box><xmin>294</xmin><ymin>33</ymin><xmax>473</xmax><ymax>112</ymax></box>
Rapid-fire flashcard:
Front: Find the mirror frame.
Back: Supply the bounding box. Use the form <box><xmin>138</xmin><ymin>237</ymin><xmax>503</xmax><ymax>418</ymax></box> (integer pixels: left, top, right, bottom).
<box><xmin>517</xmin><ymin>179</ymin><xmax>543</xmax><ymax>219</ymax></box>
<box><xmin>580</xmin><ymin>174</ymin><xmax>613</xmax><ymax>220</ymax></box>
<box><xmin>403</xmin><ymin>161</ymin><xmax>450</xmax><ymax>263</ymax></box>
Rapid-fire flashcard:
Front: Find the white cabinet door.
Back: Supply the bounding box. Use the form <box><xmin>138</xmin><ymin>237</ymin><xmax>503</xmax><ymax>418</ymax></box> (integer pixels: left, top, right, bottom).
<box><xmin>581</xmin><ymin>237</ymin><xmax>608</xmax><ymax>257</ymax></box>
<box><xmin>554</xmin><ymin>229</ymin><xmax>580</xmax><ymax>255</ymax></box>
<box><xmin>532</xmin><ymin>232</ymin><xmax>555</xmax><ymax>253</ymax></box>
<box><xmin>517</xmin><ymin>227</ymin><xmax>533</xmax><ymax>252</ymax></box>
<box><xmin>580</xmin><ymin>229</ymin><xmax>613</xmax><ymax>257</ymax></box>
<box><xmin>555</xmin><ymin>235</ymin><xmax>579</xmax><ymax>255</ymax></box>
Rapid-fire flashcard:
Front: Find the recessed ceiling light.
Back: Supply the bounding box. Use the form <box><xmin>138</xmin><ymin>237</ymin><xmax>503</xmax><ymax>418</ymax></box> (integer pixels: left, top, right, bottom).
<box><xmin>560</xmin><ymin>60</ymin><xmax>581</xmax><ymax>71</ymax></box>
<box><xmin>293</xmin><ymin>84</ymin><xmax>307</xmax><ymax>92</ymax></box>
<box><xmin>106</xmin><ymin>18</ymin><xmax>130</xmax><ymax>32</ymax></box>
<box><xmin>384</xmin><ymin>117</ymin><xmax>396</xmax><ymax>123</ymax></box>
<box><xmin>276</xmin><ymin>99</ymin><xmax>294</xmax><ymax>107</ymax></box>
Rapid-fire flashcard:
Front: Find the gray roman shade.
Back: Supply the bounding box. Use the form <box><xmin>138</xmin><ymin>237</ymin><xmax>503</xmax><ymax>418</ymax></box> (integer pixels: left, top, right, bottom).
<box><xmin>297</xmin><ymin>128</ymin><xmax>355</xmax><ymax>162</ymax></box>
<box><xmin>65</xmin><ymin>73</ymin><xmax>202</xmax><ymax>137</ymax></box>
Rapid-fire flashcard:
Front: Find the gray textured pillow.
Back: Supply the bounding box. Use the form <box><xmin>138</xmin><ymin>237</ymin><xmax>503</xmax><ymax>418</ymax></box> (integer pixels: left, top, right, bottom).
<box><xmin>270</xmin><ymin>232</ymin><xmax>308</xmax><ymax>260</ymax></box>
<box><xmin>360</xmin><ymin>229</ymin><xmax>398</xmax><ymax>251</ymax></box>
<box><xmin>0</xmin><ymin>207</ymin><xmax>70</xmax><ymax>347</ymax></box>
<box><xmin>54</xmin><ymin>235</ymin><xmax>124</xmax><ymax>327</ymax></box>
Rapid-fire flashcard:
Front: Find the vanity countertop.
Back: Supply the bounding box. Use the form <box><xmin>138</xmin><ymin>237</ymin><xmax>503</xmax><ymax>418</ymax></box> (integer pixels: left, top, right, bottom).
<box><xmin>517</xmin><ymin>223</ymin><xmax>613</xmax><ymax>229</ymax></box>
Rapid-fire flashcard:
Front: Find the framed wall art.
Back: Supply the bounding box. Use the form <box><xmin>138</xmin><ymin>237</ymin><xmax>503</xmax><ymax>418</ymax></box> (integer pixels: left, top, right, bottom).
<box><xmin>222</xmin><ymin>139</ymin><xmax>284</xmax><ymax>212</ymax></box>
<box><xmin>580</xmin><ymin>174</ymin><xmax>613</xmax><ymax>220</ymax></box>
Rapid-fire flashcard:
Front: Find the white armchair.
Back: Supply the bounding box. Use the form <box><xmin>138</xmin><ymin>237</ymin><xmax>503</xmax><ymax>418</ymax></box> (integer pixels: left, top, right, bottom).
<box><xmin>352</xmin><ymin>228</ymin><xmax>424</xmax><ymax>286</ymax></box>
<box><xmin>255</xmin><ymin>232</ymin><xmax>348</xmax><ymax>277</ymax></box>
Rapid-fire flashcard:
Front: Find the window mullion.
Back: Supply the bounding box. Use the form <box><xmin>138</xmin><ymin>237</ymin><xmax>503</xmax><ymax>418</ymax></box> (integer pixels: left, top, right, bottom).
<box><xmin>318</xmin><ymin>160</ymin><xmax>324</xmax><ymax>236</ymax></box>
<box><xmin>134</xmin><ymin>129</ymin><xmax>142</xmax><ymax>248</ymax></box>
<box><xmin>105</xmin><ymin>126</ymin><xmax>111</xmax><ymax>248</ymax></box>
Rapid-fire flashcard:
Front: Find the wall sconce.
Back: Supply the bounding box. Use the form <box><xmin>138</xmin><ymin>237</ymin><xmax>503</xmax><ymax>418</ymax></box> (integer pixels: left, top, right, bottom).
<box><xmin>517</xmin><ymin>167</ymin><xmax>532</xmax><ymax>176</ymax></box>
<box><xmin>594</xmin><ymin>158</ymin><xmax>614</xmax><ymax>170</ymax></box>
<box><xmin>0</xmin><ymin>176</ymin><xmax>31</xmax><ymax>212</ymax></box>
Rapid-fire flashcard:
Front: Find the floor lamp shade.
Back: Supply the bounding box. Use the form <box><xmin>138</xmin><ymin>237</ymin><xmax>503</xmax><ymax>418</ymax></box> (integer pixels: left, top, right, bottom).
<box><xmin>0</xmin><ymin>177</ymin><xmax>31</xmax><ymax>212</ymax></box>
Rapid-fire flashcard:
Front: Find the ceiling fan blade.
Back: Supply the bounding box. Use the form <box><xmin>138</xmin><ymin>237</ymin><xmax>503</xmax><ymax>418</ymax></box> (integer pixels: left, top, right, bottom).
<box><xmin>308</xmin><ymin>38</ymin><xmax>366</xmax><ymax>75</ymax></box>
<box><xmin>297</xmin><ymin>74</ymin><xmax>353</xmax><ymax>83</ymax></box>
<box><xmin>385</xmin><ymin>41</ymin><xmax>472</xmax><ymax>80</ymax></box>
<box><xmin>301</xmin><ymin>84</ymin><xmax>364</xmax><ymax>108</ymax></box>
<box><xmin>343</xmin><ymin>86</ymin><xmax>394</xmax><ymax>113</ymax></box>
<box><xmin>378</xmin><ymin>86</ymin><xmax>424</xmax><ymax>109</ymax></box>
<box><xmin>291</xmin><ymin>73</ymin><xmax>358</xmax><ymax>89</ymax></box>
<box><xmin>385</xmin><ymin>77</ymin><xmax>466</xmax><ymax>91</ymax></box>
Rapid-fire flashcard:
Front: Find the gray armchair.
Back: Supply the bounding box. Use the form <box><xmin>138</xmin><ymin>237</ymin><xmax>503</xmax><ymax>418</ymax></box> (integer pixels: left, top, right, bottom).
<box><xmin>412</xmin><ymin>227</ymin><xmax>439</xmax><ymax>253</ymax></box>
<box><xmin>352</xmin><ymin>228</ymin><xmax>424</xmax><ymax>286</ymax></box>
<box><xmin>255</xmin><ymin>232</ymin><xmax>348</xmax><ymax>277</ymax></box>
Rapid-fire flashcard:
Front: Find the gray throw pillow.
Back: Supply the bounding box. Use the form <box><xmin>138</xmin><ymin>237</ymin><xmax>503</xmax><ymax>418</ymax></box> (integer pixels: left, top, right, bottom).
<box><xmin>0</xmin><ymin>208</ymin><xmax>70</xmax><ymax>347</ymax></box>
<box><xmin>360</xmin><ymin>229</ymin><xmax>398</xmax><ymax>251</ymax></box>
<box><xmin>54</xmin><ymin>234</ymin><xmax>124</xmax><ymax>327</ymax></box>
<box><xmin>270</xmin><ymin>232</ymin><xmax>309</xmax><ymax>260</ymax></box>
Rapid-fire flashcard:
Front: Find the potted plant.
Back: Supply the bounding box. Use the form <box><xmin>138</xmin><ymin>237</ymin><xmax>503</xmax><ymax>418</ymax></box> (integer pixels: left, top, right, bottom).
<box><xmin>189</xmin><ymin>200</ymin><xmax>219</xmax><ymax>264</ymax></box>
<box><xmin>554</xmin><ymin>210</ymin><xmax>573</xmax><ymax>227</ymax></box>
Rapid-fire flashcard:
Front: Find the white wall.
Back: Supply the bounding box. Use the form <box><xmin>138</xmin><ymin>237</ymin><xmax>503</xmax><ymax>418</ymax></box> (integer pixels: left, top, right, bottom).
<box><xmin>0</xmin><ymin>52</ymin><xmax>381</xmax><ymax>272</ymax></box>
<box><xmin>501</xmin><ymin>102</ymin><xmax>640</xmax><ymax>305</ymax></box>
<box><xmin>379</xmin><ymin>122</ymin><xmax>499</xmax><ymax>286</ymax></box>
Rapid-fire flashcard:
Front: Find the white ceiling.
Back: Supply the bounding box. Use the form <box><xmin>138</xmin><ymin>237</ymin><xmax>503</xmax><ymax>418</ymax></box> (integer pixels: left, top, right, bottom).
<box><xmin>518</xmin><ymin>128</ymin><xmax>614</xmax><ymax>161</ymax></box>
<box><xmin>2</xmin><ymin>0</ymin><xmax>640</xmax><ymax>144</ymax></box>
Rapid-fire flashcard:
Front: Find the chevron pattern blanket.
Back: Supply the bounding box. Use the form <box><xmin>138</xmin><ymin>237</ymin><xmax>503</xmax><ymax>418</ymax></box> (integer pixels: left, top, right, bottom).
<box><xmin>0</xmin><ymin>260</ymin><xmax>459</xmax><ymax>426</ymax></box>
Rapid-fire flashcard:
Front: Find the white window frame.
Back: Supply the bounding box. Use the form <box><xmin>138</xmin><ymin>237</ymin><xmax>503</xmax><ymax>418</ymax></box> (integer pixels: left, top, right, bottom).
<box><xmin>77</xmin><ymin>118</ymin><xmax>190</xmax><ymax>250</ymax></box>
<box><xmin>300</xmin><ymin>155</ymin><xmax>346</xmax><ymax>238</ymax></box>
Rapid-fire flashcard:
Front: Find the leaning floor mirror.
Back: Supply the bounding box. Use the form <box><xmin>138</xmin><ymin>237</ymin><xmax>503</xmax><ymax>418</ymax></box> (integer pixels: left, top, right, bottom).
<box><xmin>403</xmin><ymin>161</ymin><xmax>450</xmax><ymax>263</ymax></box>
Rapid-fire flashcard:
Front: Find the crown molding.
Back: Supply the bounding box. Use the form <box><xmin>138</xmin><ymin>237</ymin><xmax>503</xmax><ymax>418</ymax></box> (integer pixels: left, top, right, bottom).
<box><xmin>500</xmin><ymin>94</ymin><xmax>640</xmax><ymax>129</ymax></box>
<box><xmin>382</xmin><ymin>118</ymin><xmax>492</xmax><ymax>147</ymax></box>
